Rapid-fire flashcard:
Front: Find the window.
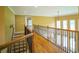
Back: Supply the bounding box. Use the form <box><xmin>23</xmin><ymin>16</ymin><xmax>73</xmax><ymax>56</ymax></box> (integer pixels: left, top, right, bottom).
<box><xmin>27</xmin><ymin>17</ymin><xmax>32</xmax><ymax>29</ymax></box>
<box><xmin>27</xmin><ymin>17</ymin><xmax>32</xmax><ymax>26</ymax></box>
<box><xmin>27</xmin><ymin>20</ymin><xmax>32</xmax><ymax>26</ymax></box>
<box><xmin>70</xmin><ymin>20</ymin><xmax>75</xmax><ymax>30</ymax></box>
<box><xmin>62</xmin><ymin>20</ymin><xmax>67</xmax><ymax>29</ymax></box>
<box><xmin>56</xmin><ymin>20</ymin><xmax>61</xmax><ymax>28</ymax></box>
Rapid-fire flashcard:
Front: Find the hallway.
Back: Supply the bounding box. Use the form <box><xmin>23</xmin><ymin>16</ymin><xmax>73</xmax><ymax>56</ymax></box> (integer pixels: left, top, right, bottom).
<box><xmin>0</xmin><ymin>6</ymin><xmax>79</xmax><ymax>53</ymax></box>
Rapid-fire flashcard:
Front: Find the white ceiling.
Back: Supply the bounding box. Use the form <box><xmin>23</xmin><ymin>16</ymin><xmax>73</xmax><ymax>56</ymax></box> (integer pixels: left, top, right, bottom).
<box><xmin>9</xmin><ymin>6</ymin><xmax>78</xmax><ymax>17</ymax></box>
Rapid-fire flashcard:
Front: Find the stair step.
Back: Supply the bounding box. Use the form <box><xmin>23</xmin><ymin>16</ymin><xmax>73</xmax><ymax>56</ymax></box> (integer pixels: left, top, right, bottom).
<box><xmin>11</xmin><ymin>45</ymin><xmax>27</xmax><ymax>50</ymax></box>
<box><xmin>10</xmin><ymin>43</ymin><xmax>29</xmax><ymax>53</ymax></box>
<box><xmin>13</xmin><ymin>42</ymin><xmax>26</xmax><ymax>46</ymax></box>
<box><xmin>11</xmin><ymin>48</ymin><xmax>27</xmax><ymax>53</ymax></box>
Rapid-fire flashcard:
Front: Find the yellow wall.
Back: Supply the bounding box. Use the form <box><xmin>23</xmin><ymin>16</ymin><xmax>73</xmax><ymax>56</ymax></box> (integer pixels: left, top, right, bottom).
<box><xmin>14</xmin><ymin>14</ymin><xmax>79</xmax><ymax>33</ymax></box>
<box><xmin>15</xmin><ymin>15</ymin><xmax>25</xmax><ymax>33</ymax></box>
<box><xmin>32</xmin><ymin>16</ymin><xmax>55</xmax><ymax>27</ymax></box>
<box><xmin>0</xmin><ymin>7</ymin><xmax>5</xmax><ymax>44</ymax></box>
<box><xmin>5</xmin><ymin>7</ymin><xmax>15</xmax><ymax>41</ymax></box>
<box><xmin>15</xmin><ymin>16</ymin><xmax>55</xmax><ymax>32</ymax></box>
<box><xmin>0</xmin><ymin>7</ymin><xmax>15</xmax><ymax>45</ymax></box>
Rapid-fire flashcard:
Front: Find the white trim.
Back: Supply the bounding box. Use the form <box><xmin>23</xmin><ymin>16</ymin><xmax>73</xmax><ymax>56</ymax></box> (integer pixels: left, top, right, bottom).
<box><xmin>14</xmin><ymin>31</ymin><xmax>24</xmax><ymax>34</ymax></box>
<box><xmin>8</xmin><ymin>6</ymin><xmax>15</xmax><ymax>14</ymax></box>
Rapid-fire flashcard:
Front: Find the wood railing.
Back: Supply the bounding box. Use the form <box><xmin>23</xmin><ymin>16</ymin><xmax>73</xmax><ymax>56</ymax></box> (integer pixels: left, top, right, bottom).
<box><xmin>33</xmin><ymin>25</ymin><xmax>79</xmax><ymax>53</ymax></box>
<box><xmin>0</xmin><ymin>32</ymin><xmax>33</xmax><ymax>53</ymax></box>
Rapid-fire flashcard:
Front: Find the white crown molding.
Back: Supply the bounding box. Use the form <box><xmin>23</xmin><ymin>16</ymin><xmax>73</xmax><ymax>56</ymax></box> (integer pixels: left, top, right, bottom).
<box><xmin>8</xmin><ymin>6</ymin><xmax>15</xmax><ymax>14</ymax></box>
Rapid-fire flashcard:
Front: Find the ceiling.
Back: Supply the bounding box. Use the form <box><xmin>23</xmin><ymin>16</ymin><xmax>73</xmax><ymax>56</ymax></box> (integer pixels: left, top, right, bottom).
<box><xmin>9</xmin><ymin>6</ymin><xmax>78</xmax><ymax>17</ymax></box>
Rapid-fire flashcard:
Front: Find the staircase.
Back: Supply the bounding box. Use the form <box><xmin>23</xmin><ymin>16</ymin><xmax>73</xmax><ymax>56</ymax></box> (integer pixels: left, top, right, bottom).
<box><xmin>7</xmin><ymin>33</ymin><xmax>30</xmax><ymax>53</ymax></box>
<box><xmin>0</xmin><ymin>26</ymin><xmax>33</xmax><ymax>53</ymax></box>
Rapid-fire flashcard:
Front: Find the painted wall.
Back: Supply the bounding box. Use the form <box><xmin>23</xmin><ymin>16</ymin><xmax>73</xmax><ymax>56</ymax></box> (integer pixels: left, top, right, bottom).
<box><xmin>32</xmin><ymin>16</ymin><xmax>55</xmax><ymax>27</ymax></box>
<box><xmin>0</xmin><ymin>7</ymin><xmax>5</xmax><ymax>44</ymax></box>
<box><xmin>15</xmin><ymin>15</ymin><xmax>25</xmax><ymax>33</ymax></box>
<box><xmin>32</xmin><ymin>14</ymin><xmax>79</xmax><ymax>31</ymax></box>
<box><xmin>5</xmin><ymin>7</ymin><xmax>15</xmax><ymax>41</ymax></box>
<box><xmin>0</xmin><ymin>6</ymin><xmax>15</xmax><ymax>45</ymax></box>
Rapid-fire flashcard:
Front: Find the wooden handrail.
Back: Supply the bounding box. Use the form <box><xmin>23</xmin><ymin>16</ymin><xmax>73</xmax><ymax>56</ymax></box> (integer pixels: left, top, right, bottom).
<box><xmin>34</xmin><ymin>24</ymin><xmax>79</xmax><ymax>32</ymax></box>
<box><xmin>0</xmin><ymin>33</ymin><xmax>33</xmax><ymax>51</ymax></box>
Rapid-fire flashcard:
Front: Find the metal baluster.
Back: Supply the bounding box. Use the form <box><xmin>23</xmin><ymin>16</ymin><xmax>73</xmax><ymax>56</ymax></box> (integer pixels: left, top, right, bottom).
<box><xmin>75</xmin><ymin>32</ymin><xmax>76</xmax><ymax>53</ymax></box>
<box><xmin>72</xmin><ymin>32</ymin><xmax>73</xmax><ymax>53</ymax></box>
<box><xmin>57</xmin><ymin>29</ymin><xmax>58</xmax><ymax>52</ymax></box>
<box><xmin>53</xmin><ymin>29</ymin><xmax>55</xmax><ymax>43</ymax></box>
<box><xmin>23</xmin><ymin>41</ymin><xmax>25</xmax><ymax>52</ymax></box>
<box><xmin>61</xmin><ymin>30</ymin><xmax>63</xmax><ymax>52</ymax></box>
<box><xmin>7</xmin><ymin>46</ymin><xmax>10</xmax><ymax>53</ymax></box>
<box><xmin>40</xmin><ymin>27</ymin><xmax>42</xmax><ymax>35</ymax></box>
<box><xmin>55</xmin><ymin>29</ymin><xmax>57</xmax><ymax>45</ymax></box>
<box><xmin>19</xmin><ymin>41</ymin><xmax>20</xmax><ymax>53</ymax></box>
<box><xmin>75</xmin><ymin>31</ymin><xmax>78</xmax><ymax>53</ymax></box>
<box><xmin>25</xmin><ymin>38</ymin><xmax>27</xmax><ymax>53</ymax></box>
<box><xmin>70</xmin><ymin>32</ymin><xmax>71</xmax><ymax>53</ymax></box>
<box><xmin>68</xmin><ymin>31</ymin><xmax>70</xmax><ymax>53</ymax></box>
<box><xmin>67</xmin><ymin>31</ymin><xmax>68</xmax><ymax>53</ymax></box>
<box><xmin>64</xmin><ymin>31</ymin><xmax>66</xmax><ymax>52</ymax></box>
<box><xmin>38</xmin><ymin>25</ymin><xmax>39</xmax><ymax>33</ymax></box>
<box><xmin>65</xmin><ymin>31</ymin><xmax>67</xmax><ymax>53</ymax></box>
<box><xmin>10</xmin><ymin>45</ymin><xmax>11</xmax><ymax>53</ymax></box>
<box><xmin>78</xmin><ymin>32</ymin><xmax>79</xmax><ymax>53</ymax></box>
<box><xmin>8</xmin><ymin>45</ymin><xmax>11</xmax><ymax>53</ymax></box>
<box><xmin>14</xmin><ymin>43</ymin><xmax>15</xmax><ymax>53</ymax></box>
<box><xmin>47</xmin><ymin>26</ymin><xmax>49</xmax><ymax>39</ymax></box>
<box><xmin>61</xmin><ymin>29</ymin><xmax>63</xmax><ymax>52</ymax></box>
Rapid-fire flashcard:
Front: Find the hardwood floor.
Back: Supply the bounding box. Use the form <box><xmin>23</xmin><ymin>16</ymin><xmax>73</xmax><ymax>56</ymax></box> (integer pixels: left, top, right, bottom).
<box><xmin>32</xmin><ymin>32</ymin><xmax>65</xmax><ymax>53</ymax></box>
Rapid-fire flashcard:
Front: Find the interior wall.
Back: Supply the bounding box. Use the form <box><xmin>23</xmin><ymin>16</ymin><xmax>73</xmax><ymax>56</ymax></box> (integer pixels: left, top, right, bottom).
<box><xmin>0</xmin><ymin>6</ymin><xmax>15</xmax><ymax>45</ymax></box>
<box><xmin>4</xmin><ymin>7</ymin><xmax>15</xmax><ymax>41</ymax></box>
<box><xmin>32</xmin><ymin>16</ymin><xmax>55</xmax><ymax>27</ymax></box>
<box><xmin>32</xmin><ymin>14</ymin><xmax>79</xmax><ymax>31</ymax></box>
<box><xmin>0</xmin><ymin>7</ymin><xmax>5</xmax><ymax>44</ymax></box>
<box><xmin>15</xmin><ymin>15</ymin><xmax>25</xmax><ymax>33</ymax></box>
